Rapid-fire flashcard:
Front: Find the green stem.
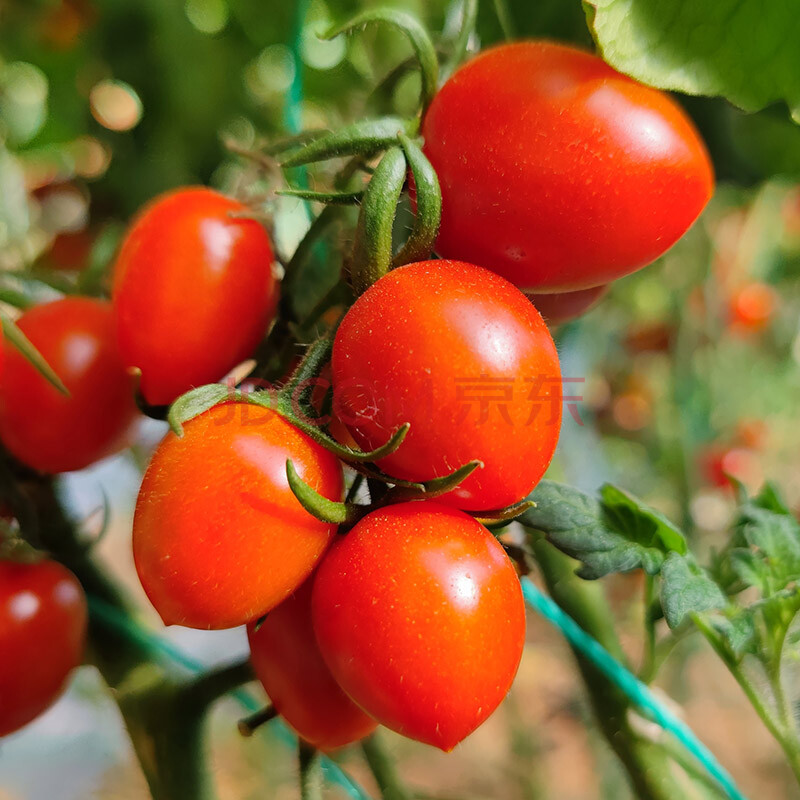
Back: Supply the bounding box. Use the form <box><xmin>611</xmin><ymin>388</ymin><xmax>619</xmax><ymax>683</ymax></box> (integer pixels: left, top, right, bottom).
<box><xmin>640</xmin><ymin>575</ymin><xmax>658</xmax><ymax>683</ymax></box>
<box><xmin>530</xmin><ymin>535</ymin><xmax>683</xmax><ymax>800</ymax></box>
<box><xmin>299</xmin><ymin>741</ymin><xmax>323</xmax><ymax>800</ymax></box>
<box><xmin>694</xmin><ymin>615</ymin><xmax>800</xmax><ymax>786</ymax></box>
<box><xmin>360</xmin><ymin>732</ymin><xmax>412</xmax><ymax>800</ymax></box>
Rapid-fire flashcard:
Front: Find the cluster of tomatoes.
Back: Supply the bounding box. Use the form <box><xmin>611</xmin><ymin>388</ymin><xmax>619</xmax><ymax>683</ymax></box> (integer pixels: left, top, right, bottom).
<box><xmin>0</xmin><ymin>41</ymin><xmax>713</xmax><ymax>751</ymax></box>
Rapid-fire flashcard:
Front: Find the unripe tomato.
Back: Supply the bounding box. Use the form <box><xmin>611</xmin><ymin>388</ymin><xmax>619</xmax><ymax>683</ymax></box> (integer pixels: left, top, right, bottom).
<box><xmin>422</xmin><ymin>42</ymin><xmax>714</xmax><ymax>292</ymax></box>
<box><xmin>526</xmin><ymin>285</ymin><xmax>609</xmax><ymax>326</ymax></box>
<box><xmin>133</xmin><ymin>403</ymin><xmax>343</xmax><ymax>630</ymax></box>
<box><xmin>247</xmin><ymin>578</ymin><xmax>376</xmax><ymax>750</ymax></box>
<box><xmin>0</xmin><ymin>298</ymin><xmax>138</xmax><ymax>473</ymax></box>
<box><xmin>331</xmin><ymin>260</ymin><xmax>561</xmax><ymax>511</ymax></box>
<box><xmin>112</xmin><ymin>187</ymin><xmax>278</xmax><ymax>406</ymax></box>
<box><xmin>0</xmin><ymin>559</ymin><xmax>87</xmax><ymax>737</ymax></box>
<box><xmin>312</xmin><ymin>502</ymin><xmax>525</xmax><ymax>751</ymax></box>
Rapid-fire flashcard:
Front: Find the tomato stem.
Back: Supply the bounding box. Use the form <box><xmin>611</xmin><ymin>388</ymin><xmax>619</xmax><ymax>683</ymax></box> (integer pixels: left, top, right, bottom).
<box><xmin>361</xmin><ymin>732</ymin><xmax>412</xmax><ymax>800</ymax></box>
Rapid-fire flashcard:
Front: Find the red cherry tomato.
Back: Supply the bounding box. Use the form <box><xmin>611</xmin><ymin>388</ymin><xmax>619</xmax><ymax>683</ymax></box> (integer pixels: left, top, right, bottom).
<box><xmin>46</xmin><ymin>229</ymin><xmax>93</xmax><ymax>272</ymax></box>
<box><xmin>331</xmin><ymin>260</ymin><xmax>561</xmax><ymax>511</ymax></box>
<box><xmin>700</xmin><ymin>445</ymin><xmax>761</xmax><ymax>490</ymax></box>
<box><xmin>422</xmin><ymin>42</ymin><xmax>714</xmax><ymax>292</ymax></box>
<box><xmin>730</xmin><ymin>283</ymin><xmax>777</xmax><ymax>331</ymax></box>
<box><xmin>133</xmin><ymin>403</ymin><xmax>343</xmax><ymax>630</ymax></box>
<box><xmin>0</xmin><ymin>558</ymin><xmax>87</xmax><ymax>737</ymax></box>
<box><xmin>247</xmin><ymin>578</ymin><xmax>376</xmax><ymax>750</ymax></box>
<box><xmin>0</xmin><ymin>298</ymin><xmax>138</xmax><ymax>473</ymax></box>
<box><xmin>112</xmin><ymin>187</ymin><xmax>279</xmax><ymax>406</ymax></box>
<box><xmin>526</xmin><ymin>285</ymin><xmax>609</xmax><ymax>326</ymax></box>
<box><xmin>312</xmin><ymin>501</ymin><xmax>525</xmax><ymax>751</ymax></box>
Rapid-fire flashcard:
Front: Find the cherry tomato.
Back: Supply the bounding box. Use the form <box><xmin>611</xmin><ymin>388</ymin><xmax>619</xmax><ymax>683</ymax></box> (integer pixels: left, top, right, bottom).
<box><xmin>112</xmin><ymin>187</ymin><xmax>278</xmax><ymax>406</ymax></box>
<box><xmin>331</xmin><ymin>260</ymin><xmax>561</xmax><ymax>511</ymax></box>
<box><xmin>0</xmin><ymin>558</ymin><xmax>87</xmax><ymax>737</ymax></box>
<box><xmin>46</xmin><ymin>229</ymin><xmax>93</xmax><ymax>272</ymax></box>
<box><xmin>422</xmin><ymin>42</ymin><xmax>714</xmax><ymax>292</ymax></box>
<box><xmin>0</xmin><ymin>298</ymin><xmax>138</xmax><ymax>473</ymax></box>
<box><xmin>527</xmin><ymin>285</ymin><xmax>609</xmax><ymax>326</ymax></box>
<box><xmin>700</xmin><ymin>445</ymin><xmax>761</xmax><ymax>490</ymax></box>
<box><xmin>312</xmin><ymin>501</ymin><xmax>525</xmax><ymax>751</ymax></box>
<box><xmin>133</xmin><ymin>402</ymin><xmax>343</xmax><ymax>630</ymax></box>
<box><xmin>730</xmin><ymin>283</ymin><xmax>777</xmax><ymax>332</ymax></box>
<box><xmin>247</xmin><ymin>578</ymin><xmax>376</xmax><ymax>750</ymax></box>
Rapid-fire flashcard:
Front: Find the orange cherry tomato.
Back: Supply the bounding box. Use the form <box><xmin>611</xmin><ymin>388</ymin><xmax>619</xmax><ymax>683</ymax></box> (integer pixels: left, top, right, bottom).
<box><xmin>312</xmin><ymin>501</ymin><xmax>525</xmax><ymax>751</ymax></box>
<box><xmin>526</xmin><ymin>284</ymin><xmax>609</xmax><ymax>326</ymax></box>
<box><xmin>133</xmin><ymin>403</ymin><xmax>343</xmax><ymax>630</ymax></box>
<box><xmin>0</xmin><ymin>558</ymin><xmax>87</xmax><ymax>736</ymax></box>
<box><xmin>247</xmin><ymin>578</ymin><xmax>377</xmax><ymax>750</ymax></box>
<box><xmin>112</xmin><ymin>187</ymin><xmax>279</xmax><ymax>406</ymax></box>
<box><xmin>0</xmin><ymin>297</ymin><xmax>138</xmax><ymax>473</ymax></box>
<box><xmin>423</xmin><ymin>42</ymin><xmax>713</xmax><ymax>292</ymax></box>
<box><xmin>331</xmin><ymin>260</ymin><xmax>561</xmax><ymax>511</ymax></box>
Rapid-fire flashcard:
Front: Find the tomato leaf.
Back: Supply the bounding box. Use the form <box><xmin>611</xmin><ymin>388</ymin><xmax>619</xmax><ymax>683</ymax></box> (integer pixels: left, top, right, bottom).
<box><xmin>519</xmin><ymin>481</ymin><xmax>686</xmax><ymax>579</ymax></box>
<box><xmin>168</xmin><ymin>384</ymin><xmax>235</xmax><ymax>436</ymax></box>
<box><xmin>1</xmin><ymin>315</ymin><xmax>68</xmax><ymax>396</ymax></box>
<box><xmin>660</xmin><ymin>553</ymin><xmax>727</xmax><ymax>629</ymax></box>
<box><xmin>600</xmin><ymin>484</ymin><xmax>687</xmax><ymax>557</ymax></box>
<box><xmin>586</xmin><ymin>0</ymin><xmax>800</xmax><ymax>123</ymax></box>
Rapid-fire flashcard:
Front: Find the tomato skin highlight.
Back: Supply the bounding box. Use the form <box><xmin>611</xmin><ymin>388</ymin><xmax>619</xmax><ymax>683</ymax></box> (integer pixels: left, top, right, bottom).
<box><xmin>312</xmin><ymin>501</ymin><xmax>525</xmax><ymax>751</ymax></box>
<box><xmin>526</xmin><ymin>285</ymin><xmax>609</xmax><ymax>326</ymax></box>
<box><xmin>247</xmin><ymin>578</ymin><xmax>377</xmax><ymax>750</ymax></box>
<box><xmin>112</xmin><ymin>187</ymin><xmax>278</xmax><ymax>406</ymax></box>
<box><xmin>0</xmin><ymin>559</ymin><xmax>87</xmax><ymax>737</ymax></box>
<box><xmin>331</xmin><ymin>260</ymin><xmax>561</xmax><ymax>511</ymax></box>
<box><xmin>133</xmin><ymin>403</ymin><xmax>343</xmax><ymax>630</ymax></box>
<box><xmin>0</xmin><ymin>297</ymin><xmax>138</xmax><ymax>474</ymax></box>
<box><xmin>423</xmin><ymin>41</ymin><xmax>714</xmax><ymax>292</ymax></box>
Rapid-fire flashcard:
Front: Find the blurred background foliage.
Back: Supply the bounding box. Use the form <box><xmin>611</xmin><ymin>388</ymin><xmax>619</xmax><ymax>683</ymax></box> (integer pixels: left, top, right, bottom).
<box><xmin>3</xmin><ymin>1</ymin><xmax>800</xmax><ymax>799</ymax></box>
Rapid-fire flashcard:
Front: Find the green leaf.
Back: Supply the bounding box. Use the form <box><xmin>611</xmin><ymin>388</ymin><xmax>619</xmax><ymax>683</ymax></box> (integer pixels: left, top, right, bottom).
<box><xmin>167</xmin><ymin>384</ymin><xmax>236</xmax><ymax>436</ymax></box>
<box><xmin>600</xmin><ymin>484</ymin><xmax>687</xmax><ymax>556</ymax></box>
<box><xmin>587</xmin><ymin>0</ymin><xmax>800</xmax><ymax>123</ymax></box>
<box><xmin>1</xmin><ymin>316</ymin><xmax>68</xmax><ymax>395</ymax></box>
<box><xmin>695</xmin><ymin>609</ymin><xmax>757</xmax><ymax>661</ymax></box>
<box><xmin>519</xmin><ymin>481</ymin><xmax>685</xmax><ymax>579</ymax></box>
<box><xmin>735</xmin><ymin>505</ymin><xmax>800</xmax><ymax>592</ymax></box>
<box><xmin>660</xmin><ymin>552</ymin><xmax>727</xmax><ymax>629</ymax></box>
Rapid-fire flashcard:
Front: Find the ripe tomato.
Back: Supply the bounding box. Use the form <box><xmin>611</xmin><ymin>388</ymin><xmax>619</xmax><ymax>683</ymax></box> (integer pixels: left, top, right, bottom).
<box><xmin>112</xmin><ymin>187</ymin><xmax>278</xmax><ymax>406</ymax></box>
<box><xmin>729</xmin><ymin>283</ymin><xmax>777</xmax><ymax>332</ymax></box>
<box><xmin>133</xmin><ymin>402</ymin><xmax>343</xmax><ymax>630</ymax></box>
<box><xmin>331</xmin><ymin>260</ymin><xmax>561</xmax><ymax>511</ymax></box>
<box><xmin>422</xmin><ymin>42</ymin><xmax>713</xmax><ymax>292</ymax></box>
<box><xmin>0</xmin><ymin>558</ymin><xmax>87</xmax><ymax>737</ymax></box>
<box><xmin>46</xmin><ymin>229</ymin><xmax>93</xmax><ymax>272</ymax></box>
<box><xmin>312</xmin><ymin>501</ymin><xmax>525</xmax><ymax>751</ymax></box>
<box><xmin>247</xmin><ymin>578</ymin><xmax>376</xmax><ymax>750</ymax></box>
<box><xmin>0</xmin><ymin>297</ymin><xmax>138</xmax><ymax>473</ymax></box>
<box><xmin>527</xmin><ymin>285</ymin><xmax>609</xmax><ymax>326</ymax></box>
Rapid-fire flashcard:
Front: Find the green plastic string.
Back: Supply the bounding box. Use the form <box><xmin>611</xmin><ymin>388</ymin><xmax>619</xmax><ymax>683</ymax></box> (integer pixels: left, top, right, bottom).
<box><xmin>520</xmin><ymin>577</ymin><xmax>748</xmax><ymax>800</ymax></box>
<box><xmin>88</xmin><ymin>597</ymin><xmax>372</xmax><ymax>800</ymax></box>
